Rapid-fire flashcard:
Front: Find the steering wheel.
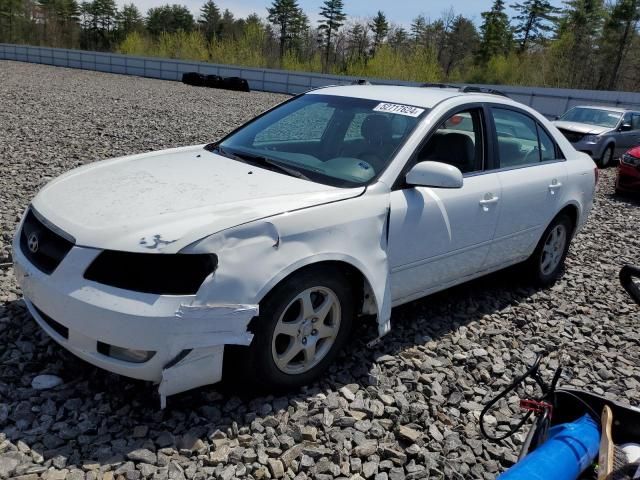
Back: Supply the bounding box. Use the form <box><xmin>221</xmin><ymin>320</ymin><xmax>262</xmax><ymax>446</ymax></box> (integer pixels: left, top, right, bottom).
<box><xmin>357</xmin><ymin>154</ymin><xmax>378</xmax><ymax>172</ymax></box>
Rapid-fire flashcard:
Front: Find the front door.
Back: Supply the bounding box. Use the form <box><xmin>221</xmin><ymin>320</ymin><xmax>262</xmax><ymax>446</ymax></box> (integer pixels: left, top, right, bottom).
<box><xmin>616</xmin><ymin>113</ymin><xmax>640</xmax><ymax>157</ymax></box>
<box><xmin>388</xmin><ymin>107</ymin><xmax>501</xmax><ymax>304</ymax></box>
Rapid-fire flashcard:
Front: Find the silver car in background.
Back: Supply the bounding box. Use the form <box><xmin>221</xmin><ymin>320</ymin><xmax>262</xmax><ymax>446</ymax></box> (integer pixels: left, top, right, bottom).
<box><xmin>553</xmin><ymin>106</ymin><xmax>640</xmax><ymax>167</ymax></box>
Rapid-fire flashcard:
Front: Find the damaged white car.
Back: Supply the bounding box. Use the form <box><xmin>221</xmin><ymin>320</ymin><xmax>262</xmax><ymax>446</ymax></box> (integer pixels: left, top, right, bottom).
<box><xmin>13</xmin><ymin>85</ymin><xmax>597</xmax><ymax>405</ymax></box>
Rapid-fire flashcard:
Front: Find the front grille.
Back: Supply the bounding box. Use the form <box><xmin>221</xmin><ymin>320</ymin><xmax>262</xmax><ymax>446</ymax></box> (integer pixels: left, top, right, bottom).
<box><xmin>20</xmin><ymin>209</ymin><xmax>74</xmax><ymax>274</ymax></box>
<box><xmin>558</xmin><ymin>129</ymin><xmax>585</xmax><ymax>143</ymax></box>
<box><xmin>33</xmin><ymin>304</ymin><xmax>69</xmax><ymax>339</ymax></box>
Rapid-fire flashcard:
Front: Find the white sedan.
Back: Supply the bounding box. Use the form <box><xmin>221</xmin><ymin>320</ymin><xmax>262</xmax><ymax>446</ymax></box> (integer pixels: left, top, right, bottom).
<box><xmin>13</xmin><ymin>85</ymin><xmax>597</xmax><ymax>405</ymax></box>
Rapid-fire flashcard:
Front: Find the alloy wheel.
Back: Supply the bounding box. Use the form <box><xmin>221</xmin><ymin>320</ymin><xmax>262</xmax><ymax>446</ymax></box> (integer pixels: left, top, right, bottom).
<box><xmin>540</xmin><ymin>224</ymin><xmax>567</xmax><ymax>275</ymax></box>
<box><xmin>271</xmin><ymin>286</ymin><xmax>341</xmax><ymax>375</ymax></box>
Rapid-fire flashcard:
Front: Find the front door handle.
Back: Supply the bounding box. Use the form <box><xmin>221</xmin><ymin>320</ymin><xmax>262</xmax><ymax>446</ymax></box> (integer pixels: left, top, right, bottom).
<box><xmin>479</xmin><ymin>195</ymin><xmax>499</xmax><ymax>211</ymax></box>
<box><xmin>479</xmin><ymin>196</ymin><xmax>500</xmax><ymax>205</ymax></box>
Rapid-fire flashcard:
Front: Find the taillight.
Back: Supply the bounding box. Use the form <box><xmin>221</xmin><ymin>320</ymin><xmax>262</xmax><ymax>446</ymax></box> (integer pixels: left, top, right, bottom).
<box><xmin>594</xmin><ymin>167</ymin><xmax>599</xmax><ymax>186</ymax></box>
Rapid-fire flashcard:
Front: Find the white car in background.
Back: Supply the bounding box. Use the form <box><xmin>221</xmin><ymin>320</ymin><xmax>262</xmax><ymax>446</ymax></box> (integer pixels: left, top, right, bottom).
<box><xmin>13</xmin><ymin>85</ymin><xmax>597</xmax><ymax>405</ymax></box>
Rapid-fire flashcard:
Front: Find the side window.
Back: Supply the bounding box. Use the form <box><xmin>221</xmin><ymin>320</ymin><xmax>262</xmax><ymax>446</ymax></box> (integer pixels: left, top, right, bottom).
<box><xmin>416</xmin><ymin>109</ymin><xmax>484</xmax><ymax>173</ymax></box>
<box><xmin>537</xmin><ymin>124</ymin><xmax>559</xmax><ymax>161</ymax></box>
<box><xmin>632</xmin><ymin>114</ymin><xmax>640</xmax><ymax>131</ymax></box>
<box><xmin>254</xmin><ymin>102</ymin><xmax>334</xmax><ymax>144</ymax></box>
<box><xmin>492</xmin><ymin>108</ymin><xmax>541</xmax><ymax>168</ymax></box>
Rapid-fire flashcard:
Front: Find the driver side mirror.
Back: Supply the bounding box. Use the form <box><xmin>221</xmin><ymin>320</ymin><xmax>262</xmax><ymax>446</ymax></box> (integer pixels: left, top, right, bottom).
<box><xmin>406</xmin><ymin>161</ymin><xmax>463</xmax><ymax>189</ymax></box>
<box><xmin>619</xmin><ymin>123</ymin><xmax>632</xmax><ymax>132</ymax></box>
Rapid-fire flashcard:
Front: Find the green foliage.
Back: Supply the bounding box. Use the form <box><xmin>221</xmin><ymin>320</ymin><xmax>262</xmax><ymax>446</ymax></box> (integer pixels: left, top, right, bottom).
<box><xmin>345</xmin><ymin>44</ymin><xmax>441</xmax><ymax>82</ymax></box>
<box><xmin>511</xmin><ymin>0</ymin><xmax>559</xmax><ymax>51</ymax></box>
<box><xmin>369</xmin><ymin>11</ymin><xmax>388</xmax><ymax>52</ymax></box>
<box><xmin>117</xmin><ymin>3</ymin><xmax>143</xmax><ymax>38</ymax></box>
<box><xmin>318</xmin><ymin>0</ymin><xmax>346</xmax><ymax>69</ymax></box>
<box><xmin>478</xmin><ymin>0</ymin><xmax>513</xmax><ymax>63</ymax></box>
<box><xmin>6</xmin><ymin>0</ymin><xmax>640</xmax><ymax>92</ymax></box>
<box><xmin>198</xmin><ymin>0</ymin><xmax>220</xmax><ymax>41</ymax></box>
<box><xmin>146</xmin><ymin>4</ymin><xmax>194</xmax><ymax>37</ymax></box>
<box><xmin>118</xmin><ymin>29</ymin><xmax>152</xmax><ymax>55</ymax></box>
<box><xmin>267</xmin><ymin>0</ymin><xmax>301</xmax><ymax>59</ymax></box>
<box><xmin>596</xmin><ymin>0</ymin><xmax>639</xmax><ymax>89</ymax></box>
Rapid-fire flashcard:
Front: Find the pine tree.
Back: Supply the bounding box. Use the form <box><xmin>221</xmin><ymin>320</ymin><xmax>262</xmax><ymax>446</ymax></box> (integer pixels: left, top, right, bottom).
<box><xmin>116</xmin><ymin>3</ymin><xmax>143</xmax><ymax>38</ymax></box>
<box><xmin>198</xmin><ymin>0</ymin><xmax>220</xmax><ymax>41</ymax></box>
<box><xmin>387</xmin><ymin>26</ymin><xmax>408</xmax><ymax>51</ymax></box>
<box><xmin>442</xmin><ymin>15</ymin><xmax>479</xmax><ymax>76</ymax></box>
<box><xmin>289</xmin><ymin>8</ymin><xmax>310</xmax><ymax>55</ymax></box>
<box><xmin>267</xmin><ymin>0</ymin><xmax>300</xmax><ymax>60</ymax></box>
<box><xmin>556</xmin><ymin>0</ymin><xmax>605</xmax><ymax>87</ymax></box>
<box><xmin>0</xmin><ymin>0</ymin><xmax>25</xmax><ymax>42</ymax></box>
<box><xmin>410</xmin><ymin>15</ymin><xmax>427</xmax><ymax>45</ymax></box>
<box><xmin>511</xmin><ymin>0</ymin><xmax>559</xmax><ymax>51</ymax></box>
<box><xmin>369</xmin><ymin>10</ymin><xmax>388</xmax><ymax>54</ymax></box>
<box><xmin>597</xmin><ymin>0</ymin><xmax>639</xmax><ymax>89</ymax></box>
<box><xmin>477</xmin><ymin>0</ymin><xmax>513</xmax><ymax>63</ymax></box>
<box><xmin>146</xmin><ymin>4</ymin><xmax>194</xmax><ymax>37</ymax></box>
<box><xmin>347</xmin><ymin>21</ymin><xmax>369</xmax><ymax>62</ymax></box>
<box><xmin>318</xmin><ymin>0</ymin><xmax>346</xmax><ymax>70</ymax></box>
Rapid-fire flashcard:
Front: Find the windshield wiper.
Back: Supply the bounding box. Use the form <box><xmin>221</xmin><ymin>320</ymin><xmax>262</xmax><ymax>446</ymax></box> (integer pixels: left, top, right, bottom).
<box><xmin>213</xmin><ymin>146</ymin><xmax>310</xmax><ymax>181</ymax></box>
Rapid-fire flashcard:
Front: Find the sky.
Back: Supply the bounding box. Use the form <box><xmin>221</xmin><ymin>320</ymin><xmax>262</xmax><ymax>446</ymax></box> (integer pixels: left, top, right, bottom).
<box><xmin>116</xmin><ymin>0</ymin><xmax>531</xmax><ymax>26</ymax></box>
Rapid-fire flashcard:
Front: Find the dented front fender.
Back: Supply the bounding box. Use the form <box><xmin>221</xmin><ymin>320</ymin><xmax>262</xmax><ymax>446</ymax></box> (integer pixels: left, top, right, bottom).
<box><xmin>182</xmin><ymin>185</ymin><xmax>392</xmax><ymax>337</ymax></box>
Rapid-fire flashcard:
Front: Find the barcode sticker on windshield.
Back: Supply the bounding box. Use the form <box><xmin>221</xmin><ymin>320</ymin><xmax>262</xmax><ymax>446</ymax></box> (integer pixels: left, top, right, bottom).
<box><xmin>373</xmin><ymin>103</ymin><xmax>425</xmax><ymax>117</ymax></box>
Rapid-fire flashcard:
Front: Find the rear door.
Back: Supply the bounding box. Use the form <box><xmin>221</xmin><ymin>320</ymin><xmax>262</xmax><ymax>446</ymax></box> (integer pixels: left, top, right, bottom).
<box><xmin>485</xmin><ymin>107</ymin><xmax>568</xmax><ymax>267</ymax></box>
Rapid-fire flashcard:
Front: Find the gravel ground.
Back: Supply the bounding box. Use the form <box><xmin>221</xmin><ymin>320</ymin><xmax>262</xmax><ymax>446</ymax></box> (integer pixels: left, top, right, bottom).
<box><xmin>1</xmin><ymin>60</ymin><xmax>640</xmax><ymax>480</ymax></box>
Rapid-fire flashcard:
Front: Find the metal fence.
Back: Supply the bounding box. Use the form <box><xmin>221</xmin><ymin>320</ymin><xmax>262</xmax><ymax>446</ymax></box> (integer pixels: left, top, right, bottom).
<box><xmin>3</xmin><ymin>43</ymin><xmax>640</xmax><ymax>118</ymax></box>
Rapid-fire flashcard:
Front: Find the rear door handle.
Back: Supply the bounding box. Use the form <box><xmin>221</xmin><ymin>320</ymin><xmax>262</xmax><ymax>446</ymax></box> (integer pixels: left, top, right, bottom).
<box><xmin>549</xmin><ymin>181</ymin><xmax>563</xmax><ymax>194</ymax></box>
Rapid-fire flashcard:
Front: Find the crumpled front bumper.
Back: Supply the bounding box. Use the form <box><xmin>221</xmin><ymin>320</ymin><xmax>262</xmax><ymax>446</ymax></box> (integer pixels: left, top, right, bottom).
<box><xmin>13</xmin><ymin>231</ymin><xmax>257</xmax><ymax>407</ymax></box>
<box><xmin>570</xmin><ymin>139</ymin><xmax>608</xmax><ymax>160</ymax></box>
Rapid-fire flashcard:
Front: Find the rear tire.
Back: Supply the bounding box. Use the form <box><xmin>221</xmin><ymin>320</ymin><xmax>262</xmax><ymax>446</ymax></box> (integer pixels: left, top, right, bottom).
<box><xmin>598</xmin><ymin>145</ymin><xmax>614</xmax><ymax>168</ymax></box>
<box><xmin>525</xmin><ymin>213</ymin><xmax>574</xmax><ymax>286</ymax></box>
<box><xmin>243</xmin><ymin>266</ymin><xmax>354</xmax><ymax>390</ymax></box>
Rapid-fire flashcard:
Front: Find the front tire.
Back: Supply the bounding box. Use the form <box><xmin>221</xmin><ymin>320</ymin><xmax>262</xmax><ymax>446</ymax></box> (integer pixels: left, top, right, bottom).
<box><xmin>526</xmin><ymin>213</ymin><xmax>573</xmax><ymax>286</ymax></box>
<box><xmin>598</xmin><ymin>145</ymin><xmax>614</xmax><ymax>168</ymax></box>
<box><xmin>244</xmin><ymin>267</ymin><xmax>354</xmax><ymax>390</ymax></box>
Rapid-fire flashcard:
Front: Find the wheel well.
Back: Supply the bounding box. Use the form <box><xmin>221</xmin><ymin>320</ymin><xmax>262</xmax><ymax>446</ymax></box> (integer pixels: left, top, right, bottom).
<box><xmin>261</xmin><ymin>261</ymin><xmax>370</xmax><ymax>315</ymax></box>
<box><xmin>557</xmin><ymin>204</ymin><xmax>579</xmax><ymax>234</ymax></box>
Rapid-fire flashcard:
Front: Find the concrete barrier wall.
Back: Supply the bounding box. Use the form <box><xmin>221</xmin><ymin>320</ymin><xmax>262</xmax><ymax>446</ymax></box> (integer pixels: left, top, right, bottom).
<box><xmin>3</xmin><ymin>43</ymin><xmax>640</xmax><ymax>118</ymax></box>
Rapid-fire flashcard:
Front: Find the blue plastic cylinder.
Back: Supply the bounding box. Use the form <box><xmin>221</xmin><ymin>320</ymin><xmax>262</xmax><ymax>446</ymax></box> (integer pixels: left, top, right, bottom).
<box><xmin>498</xmin><ymin>414</ymin><xmax>600</xmax><ymax>480</ymax></box>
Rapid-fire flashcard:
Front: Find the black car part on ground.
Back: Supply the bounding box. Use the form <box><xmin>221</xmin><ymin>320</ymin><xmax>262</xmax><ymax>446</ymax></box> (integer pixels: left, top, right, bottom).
<box><xmin>620</xmin><ymin>265</ymin><xmax>640</xmax><ymax>304</ymax></box>
<box><xmin>205</xmin><ymin>74</ymin><xmax>222</xmax><ymax>88</ymax></box>
<box><xmin>182</xmin><ymin>72</ymin><xmax>250</xmax><ymax>92</ymax></box>
<box><xmin>181</xmin><ymin>72</ymin><xmax>206</xmax><ymax>87</ymax></box>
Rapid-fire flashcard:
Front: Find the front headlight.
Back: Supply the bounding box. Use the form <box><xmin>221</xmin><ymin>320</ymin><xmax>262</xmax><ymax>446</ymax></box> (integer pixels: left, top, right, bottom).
<box><xmin>84</xmin><ymin>251</ymin><xmax>217</xmax><ymax>295</ymax></box>
<box><xmin>621</xmin><ymin>153</ymin><xmax>640</xmax><ymax>167</ymax></box>
<box><xmin>583</xmin><ymin>135</ymin><xmax>601</xmax><ymax>143</ymax></box>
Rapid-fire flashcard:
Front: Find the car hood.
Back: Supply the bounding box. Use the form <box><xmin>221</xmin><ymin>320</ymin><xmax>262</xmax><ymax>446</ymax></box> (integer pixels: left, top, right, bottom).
<box><xmin>31</xmin><ymin>145</ymin><xmax>365</xmax><ymax>253</ymax></box>
<box><xmin>552</xmin><ymin>121</ymin><xmax>612</xmax><ymax>136</ymax></box>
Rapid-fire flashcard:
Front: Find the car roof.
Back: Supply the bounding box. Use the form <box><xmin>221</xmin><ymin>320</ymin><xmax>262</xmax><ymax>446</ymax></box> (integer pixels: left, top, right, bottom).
<box><xmin>306</xmin><ymin>85</ymin><xmax>518</xmax><ymax>109</ymax></box>
<box><xmin>571</xmin><ymin>105</ymin><xmax>630</xmax><ymax>113</ymax></box>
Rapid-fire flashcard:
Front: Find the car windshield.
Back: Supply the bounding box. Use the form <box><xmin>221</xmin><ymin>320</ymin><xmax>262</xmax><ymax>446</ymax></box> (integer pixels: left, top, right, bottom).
<box><xmin>559</xmin><ymin>107</ymin><xmax>622</xmax><ymax>128</ymax></box>
<box><xmin>215</xmin><ymin>94</ymin><xmax>427</xmax><ymax>187</ymax></box>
